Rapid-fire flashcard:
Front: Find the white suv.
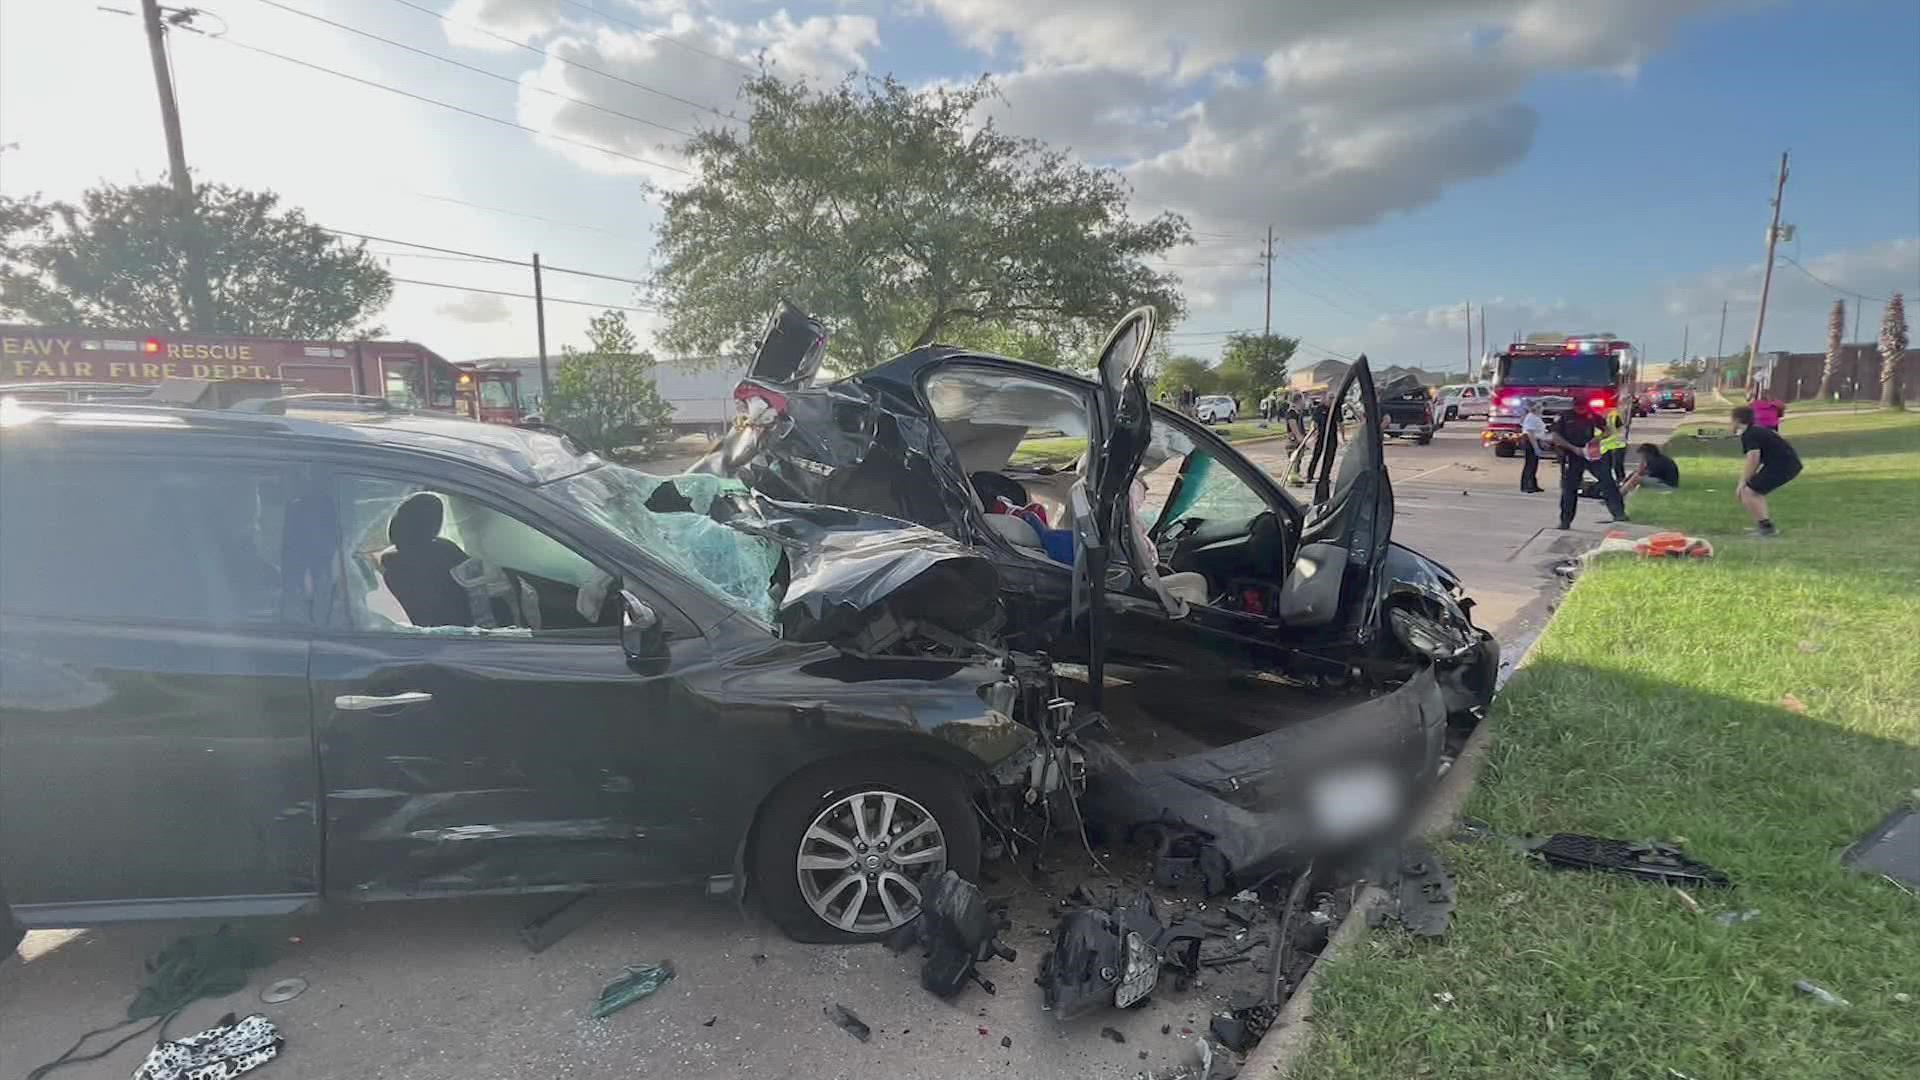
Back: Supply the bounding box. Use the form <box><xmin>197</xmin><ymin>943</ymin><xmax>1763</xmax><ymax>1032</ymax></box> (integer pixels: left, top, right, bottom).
<box><xmin>1436</xmin><ymin>383</ymin><xmax>1492</xmax><ymax>423</ymax></box>
<box><xmin>1195</xmin><ymin>394</ymin><xmax>1238</xmax><ymax>423</ymax></box>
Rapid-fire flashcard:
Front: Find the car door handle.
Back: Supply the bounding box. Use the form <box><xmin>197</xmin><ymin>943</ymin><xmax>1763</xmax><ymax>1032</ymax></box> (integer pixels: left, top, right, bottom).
<box><xmin>334</xmin><ymin>691</ymin><xmax>434</xmax><ymax>711</ymax></box>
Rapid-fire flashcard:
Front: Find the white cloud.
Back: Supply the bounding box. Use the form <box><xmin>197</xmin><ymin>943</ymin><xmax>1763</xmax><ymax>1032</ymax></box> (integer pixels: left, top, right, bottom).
<box><xmin>436</xmin><ymin>291</ymin><xmax>514</xmax><ymax>323</ymax></box>
<box><xmin>479</xmin><ymin>6</ymin><xmax>878</xmax><ymax>178</ymax></box>
<box><xmin>934</xmin><ymin>0</ymin><xmax>1742</xmax><ymax>238</ymax></box>
<box><xmin>1663</xmin><ymin>238</ymin><xmax>1920</xmax><ymax>320</ymax></box>
<box><xmin>1333</xmin><ymin>298</ymin><xmax>1614</xmax><ymax>373</ymax></box>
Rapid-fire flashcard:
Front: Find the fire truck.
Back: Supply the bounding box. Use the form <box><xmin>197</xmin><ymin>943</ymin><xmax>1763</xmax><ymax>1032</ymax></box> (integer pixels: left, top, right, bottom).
<box><xmin>1481</xmin><ymin>334</ymin><xmax>1634</xmax><ymax>457</ymax></box>
<box><xmin>453</xmin><ymin>361</ymin><xmax>525</xmax><ymax>424</ymax></box>
<box><xmin>0</xmin><ymin>325</ymin><xmax>523</xmax><ymax>424</ymax></box>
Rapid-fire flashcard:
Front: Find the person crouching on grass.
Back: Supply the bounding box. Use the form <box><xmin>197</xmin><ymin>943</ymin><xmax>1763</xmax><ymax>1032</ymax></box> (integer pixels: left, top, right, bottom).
<box><xmin>1619</xmin><ymin>442</ymin><xmax>1680</xmax><ymax>497</ymax></box>
<box><xmin>1731</xmin><ymin>404</ymin><xmax>1802</xmax><ymax>538</ymax></box>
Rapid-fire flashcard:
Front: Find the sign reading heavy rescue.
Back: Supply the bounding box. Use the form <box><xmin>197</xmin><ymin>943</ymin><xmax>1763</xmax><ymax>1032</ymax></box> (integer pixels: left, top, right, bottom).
<box><xmin>0</xmin><ymin>325</ymin><xmax>522</xmax><ymax>423</ymax></box>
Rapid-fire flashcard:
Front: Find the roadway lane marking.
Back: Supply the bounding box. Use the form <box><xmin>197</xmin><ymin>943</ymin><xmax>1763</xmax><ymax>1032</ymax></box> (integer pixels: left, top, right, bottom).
<box><xmin>1398</xmin><ymin>462</ymin><xmax>1459</xmax><ymax>484</ymax></box>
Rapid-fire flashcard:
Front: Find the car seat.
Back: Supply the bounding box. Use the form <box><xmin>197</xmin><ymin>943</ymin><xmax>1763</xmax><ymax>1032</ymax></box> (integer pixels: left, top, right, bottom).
<box><xmin>1277</xmin><ymin>542</ymin><xmax>1346</xmax><ymax>626</ymax></box>
<box><xmin>380</xmin><ymin>493</ymin><xmax>474</xmax><ymax>627</ymax></box>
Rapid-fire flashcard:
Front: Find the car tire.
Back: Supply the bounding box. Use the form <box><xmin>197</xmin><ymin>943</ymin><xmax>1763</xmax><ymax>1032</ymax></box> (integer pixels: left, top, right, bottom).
<box><xmin>1493</xmin><ymin>443</ymin><xmax>1516</xmax><ymax>458</ymax></box>
<box><xmin>1444</xmin><ymin>406</ymin><xmax>1458</xmax><ymax>421</ymax></box>
<box><xmin>751</xmin><ymin>754</ymin><xmax>981</xmax><ymax>944</ymax></box>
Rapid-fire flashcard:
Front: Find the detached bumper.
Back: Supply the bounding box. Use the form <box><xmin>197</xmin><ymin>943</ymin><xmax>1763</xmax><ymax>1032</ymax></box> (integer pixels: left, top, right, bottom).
<box><xmin>1082</xmin><ymin>668</ymin><xmax>1448</xmax><ymax>889</ymax></box>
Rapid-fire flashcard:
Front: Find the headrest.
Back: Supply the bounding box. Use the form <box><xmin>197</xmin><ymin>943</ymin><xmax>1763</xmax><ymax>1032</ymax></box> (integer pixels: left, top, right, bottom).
<box><xmin>389</xmin><ymin>492</ymin><xmax>445</xmax><ymax>549</ymax></box>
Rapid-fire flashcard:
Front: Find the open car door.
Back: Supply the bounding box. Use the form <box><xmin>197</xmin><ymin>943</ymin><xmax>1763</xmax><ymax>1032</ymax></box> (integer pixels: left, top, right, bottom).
<box><xmin>1283</xmin><ymin>355</ymin><xmax>1394</xmax><ymax>634</ymax></box>
<box><xmin>1076</xmin><ymin>307</ymin><xmax>1157</xmax><ymax>707</ymax></box>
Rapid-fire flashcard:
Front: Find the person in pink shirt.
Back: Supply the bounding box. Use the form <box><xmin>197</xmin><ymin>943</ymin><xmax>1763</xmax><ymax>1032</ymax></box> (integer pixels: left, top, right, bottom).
<box><xmin>1748</xmin><ymin>387</ymin><xmax>1785</xmax><ymax>430</ymax></box>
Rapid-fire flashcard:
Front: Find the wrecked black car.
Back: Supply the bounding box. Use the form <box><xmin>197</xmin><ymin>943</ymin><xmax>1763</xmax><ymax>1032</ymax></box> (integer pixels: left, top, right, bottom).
<box><xmin>701</xmin><ymin>303</ymin><xmax>1498</xmax><ymax>722</ymax></box>
<box><xmin>0</xmin><ymin>398</ymin><xmax>1056</xmax><ymax>945</ymax></box>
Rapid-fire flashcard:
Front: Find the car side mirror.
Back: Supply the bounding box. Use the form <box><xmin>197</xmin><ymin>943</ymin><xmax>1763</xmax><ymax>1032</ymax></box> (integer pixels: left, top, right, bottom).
<box><xmin>620</xmin><ymin>590</ymin><xmax>666</xmax><ymax>664</ymax></box>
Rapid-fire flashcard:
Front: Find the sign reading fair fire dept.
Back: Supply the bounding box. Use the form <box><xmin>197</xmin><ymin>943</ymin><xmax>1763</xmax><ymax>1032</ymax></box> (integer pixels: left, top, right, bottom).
<box><xmin>0</xmin><ymin>328</ymin><xmax>346</xmax><ymax>383</ymax></box>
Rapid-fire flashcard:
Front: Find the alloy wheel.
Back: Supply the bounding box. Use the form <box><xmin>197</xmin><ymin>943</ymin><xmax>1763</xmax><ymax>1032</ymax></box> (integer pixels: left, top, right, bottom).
<box><xmin>795</xmin><ymin>790</ymin><xmax>947</xmax><ymax>934</ymax></box>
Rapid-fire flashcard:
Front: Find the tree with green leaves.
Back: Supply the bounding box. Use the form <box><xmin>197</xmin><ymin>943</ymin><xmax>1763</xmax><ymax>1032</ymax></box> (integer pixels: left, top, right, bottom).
<box><xmin>545</xmin><ymin>310</ymin><xmax>675</xmax><ymax>458</ymax></box>
<box><xmin>1153</xmin><ymin>354</ymin><xmax>1219</xmax><ymax>399</ymax></box>
<box><xmin>653</xmin><ymin>73</ymin><xmax>1190</xmax><ymax>373</ymax></box>
<box><xmin>1880</xmin><ymin>291</ymin><xmax>1907</xmax><ymax>411</ymax></box>
<box><xmin>944</xmin><ymin>321</ymin><xmax>1103</xmax><ymax>372</ymax></box>
<box><xmin>0</xmin><ymin>181</ymin><xmax>391</xmax><ymax>338</ymax></box>
<box><xmin>1217</xmin><ymin>332</ymin><xmax>1298</xmax><ymax>405</ymax></box>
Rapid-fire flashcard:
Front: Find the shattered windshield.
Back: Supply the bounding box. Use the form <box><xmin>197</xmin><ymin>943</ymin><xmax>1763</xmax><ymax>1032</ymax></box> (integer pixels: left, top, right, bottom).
<box><xmin>552</xmin><ymin>466</ymin><xmax>783</xmax><ymax>623</ymax></box>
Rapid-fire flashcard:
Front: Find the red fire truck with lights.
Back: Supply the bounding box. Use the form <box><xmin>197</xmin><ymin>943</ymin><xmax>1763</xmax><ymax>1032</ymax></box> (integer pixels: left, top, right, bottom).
<box><xmin>1480</xmin><ymin>334</ymin><xmax>1635</xmax><ymax>457</ymax></box>
<box><xmin>453</xmin><ymin>361</ymin><xmax>525</xmax><ymax>424</ymax></box>
<box><xmin>0</xmin><ymin>325</ymin><xmax>523</xmax><ymax>424</ymax></box>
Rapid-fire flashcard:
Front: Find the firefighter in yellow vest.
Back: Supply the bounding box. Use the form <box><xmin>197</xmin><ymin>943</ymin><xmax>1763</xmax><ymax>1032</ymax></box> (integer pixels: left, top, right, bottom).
<box><xmin>1600</xmin><ymin>403</ymin><xmax>1629</xmax><ymax>482</ymax></box>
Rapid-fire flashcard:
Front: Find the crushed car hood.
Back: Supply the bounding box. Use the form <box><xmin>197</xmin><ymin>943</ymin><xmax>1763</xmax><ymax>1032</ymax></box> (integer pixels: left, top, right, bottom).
<box><xmin>723</xmin><ymin>496</ymin><xmax>1003</xmax><ymax>648</ymax></box>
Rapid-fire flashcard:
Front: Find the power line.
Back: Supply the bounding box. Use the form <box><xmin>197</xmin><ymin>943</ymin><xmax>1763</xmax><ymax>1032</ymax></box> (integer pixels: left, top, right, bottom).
<box><xmin>368</xmin><ymin>249</ymin><xmax>499</xmax><ymax>264</ymax></box>
<box><xmin>386</xmin><ymin>0</ymin><xmax>740</xmax><ymax>124</ymax></box>
<box><xmin>324</xmin><ymin>228</ymin><xmax>651</xmax><ymax>287</ymax></box>
<box><xmin>1778</xmin><ymin>254</ymin><xmax>1894</xmax><ymax>305</ymax></box>
<box><xmin>1275</xmin><ymin>241</ymin><xmax>1398</xmax><ymax>314</ymax></box>
<box><xmin>209</xmin><ymin>35</ymin><xmax>691</xmax><ymax>174</ymax></box>
<box><xmin>254</xmin><ymin>0</ymin><xmax>696</xmax><ymax>139</ymax></box>
<box><xmin>392</xmin><ymin>276</ymin><xmax>656</xmax><ymax>313</ymax></box>
<box><xmin>1296</xmin><ymin>339</ymin><xmax>1357</xmax><ymax>362</ymax></box>
<box><xmin>549</xmin><ymin>0</ymin><xmax>756</xmax><ymax>74</ymax></box>
<box><xmin>406</xmin><ymin>191</ymin><xmax>650</xmax><ymax>240</ymax></box>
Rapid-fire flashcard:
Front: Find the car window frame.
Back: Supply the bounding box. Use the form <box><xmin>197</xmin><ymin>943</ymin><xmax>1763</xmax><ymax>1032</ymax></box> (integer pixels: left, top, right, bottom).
<box><xmin>1146</xmin><ymin>403</ymin><xmax>1303</xmax><ymax>531</ymax></box>
<box><xmin>0</xmin><ymin>443</ymin><xmax>320</xmax><ymax>631</ymax></box>
<box><xmin>915</xmin><ymin>357</ymin><xmax>1101</xmax><ymax>561</ymax></box>
<box><xmin>313</xmin><ymin>460</ymin><xmax>699</xmax><ymax>645</ymax></box>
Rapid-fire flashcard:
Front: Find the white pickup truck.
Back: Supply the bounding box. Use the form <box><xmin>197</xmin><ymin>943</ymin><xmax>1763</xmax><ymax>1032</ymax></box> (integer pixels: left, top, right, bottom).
<box><xmin>1435</xmin><ymin>382</ymin><xmax>1493</xmax><ymax>423</ymax></box>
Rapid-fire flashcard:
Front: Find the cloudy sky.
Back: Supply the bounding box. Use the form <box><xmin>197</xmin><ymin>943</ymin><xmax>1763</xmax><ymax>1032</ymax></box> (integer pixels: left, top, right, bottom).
<box><xmin>3</xmin><ymin>0</ymin><xmax>1916</xmax><ymax>374</ymax></box>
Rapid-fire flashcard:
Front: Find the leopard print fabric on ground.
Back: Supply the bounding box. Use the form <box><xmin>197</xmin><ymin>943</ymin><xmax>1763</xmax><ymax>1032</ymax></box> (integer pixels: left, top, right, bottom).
<box><xmin>133</xmin><ymin>1012</ymin><xmax>283</xmax><ymax>1080</ymax></box>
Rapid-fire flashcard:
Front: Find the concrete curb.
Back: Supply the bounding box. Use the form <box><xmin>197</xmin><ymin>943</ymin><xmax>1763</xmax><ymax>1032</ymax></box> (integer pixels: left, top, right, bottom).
<box><xmin>1237</xmin><ymin>621</ymin><xmax>1557</xmax><ymax>1078</ymax></box>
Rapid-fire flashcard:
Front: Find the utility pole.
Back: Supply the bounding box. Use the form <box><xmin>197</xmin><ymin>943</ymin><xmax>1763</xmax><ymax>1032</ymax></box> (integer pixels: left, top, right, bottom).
<box><xmin>532</xmin><ymin>253</ymin><xmax>551</xmax><ymax>406</ymax></box>
<box><xmin>1477</xmin><ymin>305</ymin><xmax>1486</xmax><ymax>369</ymax></box>
<box><xmin>1464</xmin><ymin>301</ymin><xmax>1472</xmax><ymax>379</ymax></box>
<box><xmin>1743</xmin><ymin>151</ymin><xmax>1790</xmax><ymax>389</ymax></box>
<box><xmin>1262</xmin><ymin>227</ymin><xmax>1274</xmax><ymax>405</ymax></box>
<box><xmin>139</xmin><ymin>0</ymin><xmax>215</xmax><ymax>331</ymax></box>
<box><xmin>1714</xmin><ymin>300</ymin><xmax>1728</xmax><ymax>387</ymax></box>
<box><xmin>1679</xmin><ymin>324</ymin><xmax>1689</xmax><ymax>374</ymax></box>
<box><xmin>1263</xmin><ymin>226</ymin><xmax>1274</xmax><ymax>341</ymax></box>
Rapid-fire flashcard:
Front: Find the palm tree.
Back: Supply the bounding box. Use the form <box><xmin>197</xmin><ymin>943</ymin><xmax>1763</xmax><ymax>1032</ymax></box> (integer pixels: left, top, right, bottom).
<box><xmin>1818</xmin><ymin>298</ymin><xmax>1844</xmax><ymax>400</ymax></box>
<box><xmin>1881</xmin><ymin>292</ymin><xmax>1908</xmax><ymax>411</ymax></box>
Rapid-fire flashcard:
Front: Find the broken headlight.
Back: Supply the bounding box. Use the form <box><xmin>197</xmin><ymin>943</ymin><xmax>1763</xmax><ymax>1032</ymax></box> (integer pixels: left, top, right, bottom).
<box><xmin>1113</xmin><ymin>931</ymin><xmax>1159</xmax><ymax>1008</ymax></box>
<box><xmin>1388</xmin><ymin>603</ymin><xmax>1473</xmax><ymax>660</ymax></box>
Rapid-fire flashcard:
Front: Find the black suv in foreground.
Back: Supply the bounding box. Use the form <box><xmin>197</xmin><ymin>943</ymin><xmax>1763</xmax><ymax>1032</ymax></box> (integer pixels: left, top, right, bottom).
<box><xmin>0</xmin><ymin>397</ymin><xmax>1046</xmax><ymax>944</ymax></box>
<box><xmin>2</xmin><ymin>374</ymin><xmax>1454</xmax><ymax>950</ymax></box>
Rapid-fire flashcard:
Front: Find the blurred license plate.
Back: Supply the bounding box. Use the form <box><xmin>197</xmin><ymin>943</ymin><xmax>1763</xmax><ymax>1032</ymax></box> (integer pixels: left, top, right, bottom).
<box><xmin>1308</xmin><ymin>766</ymin><xmax>1401</xmax><ymax>842</ymax></box>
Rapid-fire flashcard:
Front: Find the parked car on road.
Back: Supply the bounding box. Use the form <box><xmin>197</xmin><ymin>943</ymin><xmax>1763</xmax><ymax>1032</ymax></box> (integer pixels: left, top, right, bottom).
<box><xmin>0</xmin><ymin>396</ymin><xmax>1063</xmax><ymax>945</ymax></box>
<box><xmin>1435</xmin><ymin>383</ymin><xmax>1492</xmax><ymax>423</ymax></box>
<box><xmin>1195</xmin><ymin>394</ymin><xmax>1237</xmax><ymax>424</ymax></box>
<box><xmin>1379</xmin><ymin>377</ymin><xmax>1438</xmax><ymax>444</ymax></box>
<box><xmin>1651</xmin><ymin>380</ymin><xmax>1696</xmax><ymax>411</ymax></box>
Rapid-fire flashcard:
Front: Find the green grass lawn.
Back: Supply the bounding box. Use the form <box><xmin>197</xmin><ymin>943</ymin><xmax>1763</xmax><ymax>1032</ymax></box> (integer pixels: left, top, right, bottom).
<box><xmin>1784</xmin><ymin>398</ymin><xmax>1886</xmax><ymax>414</ymax></box>
<box><xmin>1296</xmin><ymin>410</ymin><xmax>1920</xmax><ymax>1080</ymax></box>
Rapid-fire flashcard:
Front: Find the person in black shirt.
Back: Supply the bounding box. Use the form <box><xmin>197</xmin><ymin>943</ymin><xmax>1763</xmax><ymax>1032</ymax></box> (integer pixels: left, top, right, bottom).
<box><xmin>1549</xmin><ymin>401</ymin><xmax>1626</xmax><ymax>529</ymax></box>
<box><xmin>1620</xmin><ymin>442</ymin><xmax>1681</xmax><ymax>496</ymax></box>
<box><xmin>1732</xmin><ymin>404</ymin><xmax>1802</xmax><ymax>537</ymax></box>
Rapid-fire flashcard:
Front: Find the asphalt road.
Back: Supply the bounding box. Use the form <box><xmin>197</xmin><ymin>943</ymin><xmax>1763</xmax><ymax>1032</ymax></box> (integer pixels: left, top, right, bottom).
<box><xmin>0</xmin><ymin>411</ymin><xmax>1686</xmax><ymax>1080</ymax></box>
